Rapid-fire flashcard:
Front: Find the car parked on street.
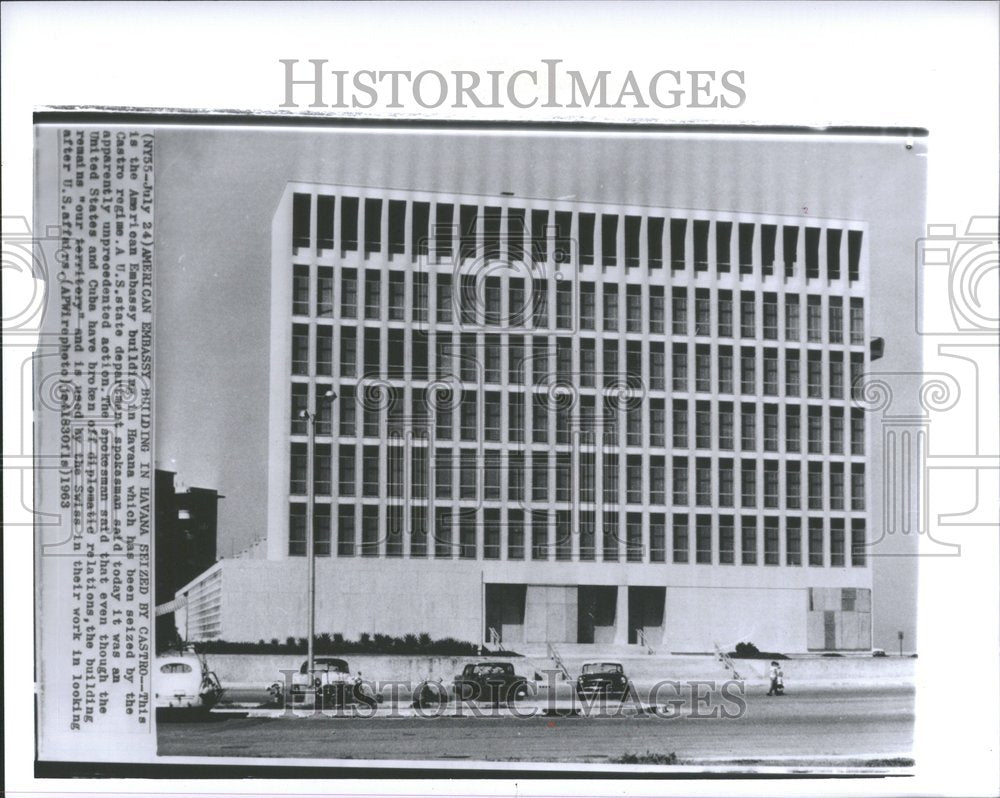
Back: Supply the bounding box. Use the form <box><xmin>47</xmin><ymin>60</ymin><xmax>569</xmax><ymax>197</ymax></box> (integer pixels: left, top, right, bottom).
<box><xmin>576</xmin><ymin>661</ymin><xmax>630</xmax><ymax>701</ymax></box>
<box><xmin>154</xmin><ymin>651</ymin><xmax>224</xmax><ymax>716</ymax></box>
<box><xmin>453</xmin><ymin>661</ymin><xmax>529</xmax><ymax>704</ymax></box>
<box><xmin>276</xmin><ymin>656</ymin><xmax>377</xmax><ymax>708</ymax></box>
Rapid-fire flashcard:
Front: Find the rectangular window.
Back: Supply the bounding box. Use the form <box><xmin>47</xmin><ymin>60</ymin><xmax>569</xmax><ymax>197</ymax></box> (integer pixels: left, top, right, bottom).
<box><xmin>364</xmin><ymin>198</ymin><xmax>382</xmax><ymax>254</ymax></box>
<box><xmin>741</xmin><ymin>403</ymin><xmax>756</xmax><ymax>450</ymax></box>
<box><xmin>292</xmin><ymin>264</ymin><xmax>310</xmax><ymax>316</ymax></box>
<box><xmin>317</xmin><ymin>266</ymin><xmax>334</xmax><ymax>317</ymax></box>
<box><xmin>719</xmin><ymin>402</ymin><xmax>734</xmax><ymax>450</ymax></box>
<box><xmin>316</xmin><ymin>194</ymin><xmax>334</xmax><ymax>250</ymax></box>
<box><xmin>739</xmin><ymin>223</ymin><xmax>755</xmax><ymax>273</ymax></box>
<box><xmin>361</xmin><ymin>504</ymin><xmax>379</xmax><ymax>557</ymax></box>
<box><xmin>785</xmin><ymin>295</ymin><xmax>800</xmax><ymax>341</ymax></box>
<box><xmin>387</xmin><ymin>199</ymin><xmax>405</xmax><ymax>256</ymax></box>
<box><xmin>827</xmin><ymin>228</ymin><xmax>842</xmax><ymax>281</ymax></box>
<box><xmin>764</xmin><ymin>460</ymin><xmax>779</xmax><ymax>508</ymax></box>
<box><xmin>460</xmin><ymin>204</ymin><xmax>478</xmax><ymax>261</ymax></box>
<box><xmin>830</xmin><ymin>462</ymin><xmax>845</xmax><ymax>510</ymax></box>
<box><xmin>718</xmin><ymin>290</ymin><xmax>733</xmax><ymax>337</ymax></box>
<box><xmin>532</xmin><ymin>452</ymin><xmax>550</xmax><ymax>501</ymax></box>
<box><xmin>740</xmin><ymin>347</ymin><xmax>755</xmax><ymax>393</ymax></box>
<box><xmin>554</xmin><ymin>210</ymin><xmax>571</xmax><ymax>264</ymax></box>
<box><xmin>484</xmin><ymin>335</ymin><xmax>501</xmax><ymax>383</ymax></box>
<box><xmin>388</xmin><ymin>271</ymin><xmax>405</xmax><ymax>321</ymax></box>
<box><xmin>695</xmin><ymin>344</ymin><xmax>711</xmax><ymax>393</ymax></box>
<box><xmin>672</xmin><ymin>456</ymin><xmax>688</xmax><ymax>505</ymax></box>
<box><xmin>672</xmin><ymin>343</ymin><xmax>688</xmax><ymax>391</ymax></box>
<box><xmin>580</xmin><ymin>282</ymin><xmax>595</xmax><ymax>329</ymax></box>
<box><xmin>648</xmin><ymin>217</ymin><xmax>664</xmax><ymax>269</ymax></box>
<box><xmin>364</xmin><ymin>270</ymin><xmax>381</xmax><ymax>320</ymax></box>
<box><xmin>716</xmin><ymin>221</ymin><xmax>732</xmax><ymax>272</ymax></box>
<box><xmin>484</xmin><ymin>391</ymin><xmax>501</xmax><ymax>441</ymax></box>
<box><xmin>508</xmin><ymin>450</ymin><xmax>524</xmax><ymax>501</ymax></box>
<box><xmin>848</xmin><ymin>230</ymin><xmax>863</xmax><ymax>282</ymax></box>
<box><xmin>695</xmin><ymin>401</ymin><xmax>712</xmax><ymax>449</ymax></box>
<box><xmin>434</xmin><ymin>509</ymin><xmax>453</xmax><ymax>559</ymax></box>
<box><xmin>508</xmin><ymin>509</ymin><xmax>525</xmax><ymax>560</ymax></box>
<box><xmin>626</xmin><ymin>285</ymin><xmax>642</xmax><ymax>332</ymax></box>
<box><xmin>830</xmin><ymin>518</ymin><xmax>845</xmax><ymax>568</ymax></box>
<box><xmin>649</xmin><ymin>455</ymin><xmax>666</xmax><ymax>504</ymax></box>
<box><xmin>672</xmin><ymin>399</ymin><xmax>688</xmax><ymax>448</ymax></box>
<box><xmin>719</xmin><ymin>516</ymin><xmax>735</xmax><ymax>564</ymax></box>
<box><xmin>435</xmin><ymin>203</ymin><xmax>453</xmax><ymax>259</ymax></box>
<box><xmin>338</xmin><ymin>505</ymin><xmax>356</xmax><ymax>557</ymax></box>
<box><xmin>531</xmin><ymin>510</ymin><xmax>549</xmax><ymax>560</ymax></box>
<box><xmin>830</xmin><ymin>407</ymin><xmax>845</xmax><ymax>454</ymax></box>
<box><xmin>808</xmin><ymin>462</ymin><xmax>824</xmax><ymax>510</ymax></box>
<box><xmin>601</xmin><ymin>214</ymin><xmax>618</xmax><ymax>267</ymax></box>
<box><xmin>808</xmin><ymin>406</ymin><xmax>823</xmax><ymax>454</ymax></box>
<box><xmin>693</xmin><ymin>219</ymin><xmax>710</xmax><ymax>270</ymax></box>
<box><xmin>783</xmin><ymin>225</ymin><xmax>798</xmax><ymax>277</ymax></box>
<box><xmin>807</xmin><ymin>351</ymin><xmax>823</xmax><ymax>398</ymax></box>
<box><xmin>412</xmin><ymin>201</ymin><xmax>430</xmax><ymax>258</ymax></box>
<box><xmin>696</xmin><ymin>515</ymin><xmax>712</xmax><ymax>563</ymax></box>
<box><xmin>830</xmin><ymin>352</ymin><xmax>844</xmax><ymax>399</ymax></box>
<box><xmin>786</xmin><ymin>405</ymin><xmax>801</xmax><ymax>453</ymax></box>
<box><xmin>672</xmin><ymin>287</ymin><xmax>688</xmax><ymax>335</ymax></box>
<box><xmin>603</xmin><ymin>284</ymin><xmax>619</xmax><ymax>331</ymax></box>
<box><xmin>763</xmin><ymin>348</ymin><xmax>779</xmax><ymax>396</ymax></box>
<box><xmin>507</xmin><ymin>207</ymin><xmax>525</xmax><ymax>261</ymax></box>
<box><xmin>409</xmin><ymin>506</ymin><xmax>427</xmax><ymax>558</ymax></box>
<box><xmin>764</xmin><ymin>517</ymin><xmax>780</xmax><ymax>565</ymax></box>
<box><xmin>763</xmin><ymin>404</ymin><xmax>779</xmax><ymax>451</ymax></box>
<box><xmin>741</xmin><ymin>459</ymin><xmax>757</xmax><ymax>508</ymax></box>
<box><xmin>695</xmin><ymin>457</ymin><xmax>712</xmax><ymax>506</ymax></box>
<box><xmin>762</xmin><ymin>292</ymin><xmax>778</xmax><ymax>339</ymax></box>
<box><xmin>532</xmin><ymin>209</ymin><xmax>548</xmax><ymax>264</ymax></box>
<box><xmin>808</xmin><ymin>519</ymin><xmax>824</xmax><ymax>566</ymax></box>
<box><xmin>672</xmin><ymin>513</ymin><xmax>689</xmax><ymax>563</ymax></box>
<box><xmin>649</xmin><ymin>342</ymin><xmax>665</xmax><ymax>390</ymax></box>
<box><xmin>362</xmin><ymin>445</ymin><xmax>379</xmax><ymax>497</ymax></box>
<box><xmin>786</xmin><ymin>461</ymin><xmax>801</xmax><ymax>509</ymax></box>
<box><xmin>341</xmin><ymin>267</ymin><xmax>357</xmax><ymax>319</ymax></box>
<box><xmin>719</xmin><ymin>458</ymin><xmax>735</xmax><ymax>507</ymax></box>
<box><xmin>670</xmin><ymin>218</ymin><xmax>686</xmax><ymax>270</ymax></box>
<box><xmin>828</xmin><ymin>296</ymin><xmax>843</xmax><ymax>343</ymax></box>
<box><xmin>557</xmin><ymin>281</ymin><xmax>573</xmax><ymax>329</ymax></box>
<box><xmin>603</xmin><ymin>511</ymin><xmax>620</xmax><ymax>562</ymax></box>
<box><xmin>740</xmin><ymin>291</ymin><xmax>755</xmax><ymax>338</ymax></box>
<box><xmin>649</xmin><ymin>513</ymin><xmax>665</xmax><ymax>562</ymax></box>
<box><xmin>850</xmin><ymin>298</ymin><xmax>865</xmax><ymax>344</ymax></box>
<box><xmin>805</xmin><ymin>227</ymin><xmax>821</xmax><ymax>280</ymax></box>
<box><xmin>557</xmin><ymin>510</ymin><xmax>574</xmax><ymax>561</ymax></box>
<box><xmin>852</xmin><ymin>464</ymin><xmax>866</xmax><ymax>511</ymax></box>
<box><xmin>625</xmin><ymin>216</ymin><xmax>641</xmax><ymax>268</ymax></box>
<box><xmin>718</xmin><ymin>345</ymin><xmax>733</xmax><ymax>393</ymax></box>
<box><xmin>626</xmin><ymin>512</ymin><xmax>643</xmax><ymax>562</ymax></box>
<box><xmin>761</xmin><ymin>224</ymin><xmax>777</xmax><ymax>275</ymax></box>
<box><xmin>316</xmin><ymin>326</ymin><xmax>333</xmax><ymax>376</ymax></box>
<box><xmin>741</xmin><ymin>517</ymin><xmax>757</xmax><ymax>565</ymax></box>
<box><xmin>291</xmin><ymin>324</ymin><xmax>309</xmax><ymax>376</ymax></box>
<box><xmin>807</xmin><ymin>296</ymin><xmax>822</xmax><ymax>342</ymax></box>
<box><xmin>292</xmin><ymin>192</ymin><xmax>311</xmax><ymax>250</ymax></box>
<box><xmin>578</xmin><ymin>212</ymin><xmax>595</xmax><ymax>265</ymax></box>
<box><xmin>337</xmin><ymin>444</ymin><xmax>356</xmax><ymax>496</ymax></box>
<box><xmin>851</xmin><ymin>519</ymin><xmax>867</xmax><ymax>566</ymax></box>
<box><xmin>786</xmin><ymin>517</ymin><xmax>802</xmax><ymax>566</ymax></box>
<box><xmin>460</xmin><ymin>449</ymin><xmax>477</xmax><ymax>500</ymax></box>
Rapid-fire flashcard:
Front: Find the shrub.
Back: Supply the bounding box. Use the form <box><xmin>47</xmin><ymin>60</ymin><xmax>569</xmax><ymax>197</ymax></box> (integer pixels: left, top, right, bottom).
<box><xmin>614</xmin><ymin>751</ymin><xmax>678</xmax><ymax>765</ymax></box>
<box><xmin>728</xmin><ymin>641</ymin><xmax>788</xmax><ymax>660</ymax></box>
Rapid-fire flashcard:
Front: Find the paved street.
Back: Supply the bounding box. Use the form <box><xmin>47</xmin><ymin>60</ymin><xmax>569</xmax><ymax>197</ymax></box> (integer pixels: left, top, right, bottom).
<box><xmin>157</xmin><ymin>684</ymin><xmax>913</xmax><ymax>766</ymax></box>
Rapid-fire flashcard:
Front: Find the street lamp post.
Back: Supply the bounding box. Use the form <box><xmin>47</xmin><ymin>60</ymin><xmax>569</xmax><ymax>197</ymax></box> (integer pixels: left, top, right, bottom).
<box><xmin>301</xmin><ymin>389</ymin><xmax>337</xmax><ymax>684</ymax></box>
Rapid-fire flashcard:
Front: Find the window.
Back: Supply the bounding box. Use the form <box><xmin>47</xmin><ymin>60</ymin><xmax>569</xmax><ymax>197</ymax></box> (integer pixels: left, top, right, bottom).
<box><xmin>762</xmin><ymin>404</ymin><xmax>779</xmax><ymax>452</ymax></box>
<box><xmin>603</xmin><ymin>511</ymin><xmax>620</xmax><ymax>562</ymax></box>
<box><xmin>532</xmin><ymin>394</ymin><xmax>548</xmax><ymax>444</ymax></box>
<box><xmin>580</xmin><ymin>282</ymin><xmax>595</xmax><ymax>329</ymax></box>
<box><xmin>650</xmin><ymin>399</ymin><xmax>666</xmax><ymax>447</ymax></box>
<box><xmin>436</xmin><ymin>274</ymin><xmax>452</xmax><ymax>323</ymax></box>
<box><xmin>807</xmin><ymin>351</ymin><xmax>823</xmax><ymax>398</ymax></box>
<box><xmin>848</xmin><ymin>230</ymin><xmax>863</xmax><ymax>282</ymax></box>
<box><xmin>650</xmin><ymin>286</ymin><xmax>665</xmax><ymax>333</ymax></box>
<box><xmin>603</xmin><ymin>284</ymin><xmax>619</xmax><ymax>331</ymax></box>
<box><xmin>764</xmin><ymin>461</ymin><xmax>779</xmax><ymax>508</ymax></box>
<box><xmin>508</xmin><ymin>451</ymin><xmax>524</xmax><ymax>500</ymax></box>
<box><xmin>292</xmin><ymin>192</ymin><xmax>311</xmax><ymax>250</ymax></box>
<box><xmin>695</xmin><ymin>458</ymin><xmax>712</xmax><ymax>506</ymax></box>
<box><xmin>290</xmin><ymin>443</ymin><xmax>307</xmax><ymax>495</ymax></box>
<box><xmin>741</xmin><ymin>459</ymin><xmax>756</xmax><ymax>508</ymax></box>
<box><xmin>672</xmin><ymin>513</ymin><xmax>689</xmax><ymax>563</ymax></box>
<box><xmin>851</xmin><ymin>519</ymin><xmax>867</xmax><ymax>566</ymax></box>
<box><xmin>626</xmin><ymin>512</ymin><xmax>643</xmax><ymax>562</ymax></box>
<box><xmin>578</xmin><ymin>213</ymin><xmax>595</xmax><ymax>265</ymax></box>
<box><xmin>316</xmin><ymin>326</ymin><xmax>333</xmax><ymax>376</ymax></box>
<box><xmin>672</xmin><ymin>287</ymin><xmax>688</xmax><ymax>335</ymax></box>
<box><xmin>601</xmin><ymin>214</ymin><xmax>618</xmax><ymax>267</ymax></box>
<box><xmin>850</xmin><ymin>352</ymin><xmax>865</xmax><ymax>400</ymax></box>
<box><xmin>741</xmin><ymin>517</ymin><xmax>757</xmax><ymax>565</ymax></box>
<box><xmin>764</xmin><ymin>517</ymin><xmax>780</xmax><ymax>565</ymax></box>
<box><xmin>786</xmin><ymin>405</ymin><xmax>801</xmax><ymax>452</ymax></box>
<box><xmin>532</xmin><ymin>278</ymin><xmax>548</xmax><ymax>328</ymax></box>
<box><xmin>851</xmin><ymin>464</ymin><xmax>866</xmax><ymax>510</ymax></box>
<box><xmin>693</xmin><ymin>219</ymin><xmax>709</xmax><ymax>270</ymax></box>
<box><xmin>507</xmin><ymin>509</ymin><xmax>524</xmax><ymax>560</ymax></box>
<box><xmin>626</xmin><ymin>405</ymin><xmax>642</xmax><ymax>446</ymax></box>
<box><xmin>649</xmin><ymin>455</ymin><xmax>666</xmax><ymax>504</ymax></box>
<box><xmin>388</xmin><ymin>271</ymin><xmax>405</xmax><ymax>320</ymax></box>
<box><xmin>626</xmin><ymin>340</ymin><xmax>642</xmax><ymax>378</ymax></box>
<box><xmin>807</xmin><ymin>407</ymin><xmax>823</xmax><ymax>454</ymax></box>
<box><xmin>291</xmin><ymin>324</ymin><xmax>309</xmax><ymax>375</ymax></box>
<box><xmin>785</xmin><ymin>349</ymin><xmax>800</xmax><ymax>396</ymax></box>
<box><xmin>850</xmin><ymin>298</ymin><xmax>864</xmax><ymax>344</ymax></box>
<box><xmin>557</xmin><ymin>281</ymin><xmax>573</xmax><ymax>329</ymax></box>
<box><xmin>649</xmin><ymin>513</ymin><xmax>666</xmax><ymax>562</ymax></box>
<box><xmin>782</xmin><ymin>225</ymin><xmax>798</xmax><ymax>277</ymax></box>
<box><xmin>557</xmin><ymin>452</ymin><xmax>574</xmax><ymax>502</ymax></box>
<box><xmin>603</xmin><ymin>451</ymin><xmax>619</xmax><ymax>500</ymax></box>
<box><xmin>532</xmin><ymin>452</ymin><xmax>549</xmax><ymax>501</ymax></box>
<box><xmin>508</xmin><ymin>334</ymin><xmax>524</xmax><ymax>385</ymax></box>
<box><xmin>412</xmin><ymin>201</ymin><xmax>430</xmax><ymax>258</ymax></box>
<box><xmin>739</xmin><ymin>223</ymin><xmax>754</xmax><ymax>274</ymax></box>
<box><xmin>830</xmin><ymin>463</ymin><xmax>845</xmax><ymax>510</ymax></box>
<box><xmin>484</xmin><ymin>335</ymin><xmax>501</xmax><ymax>383</ymax></box>
<box><xmin>808</xmin><ymin>518</ymin><xmax>824</xmax><ymax>566</ymax></box>
<box><xmin>694</xmin><ymin>289</ymin><xmax>710</xmax><ymax>336</ymax></box>
<box><xmin>741</xmin><ymin>403</ymin><xmax>756</xmax><ymax>450</ymax></box>
<box><xmin>626</xmin><ymin>285</ymin><xmax>642</xmax><ymax>332</ymax></box>
<box><xmin>434</xmin><ymin>509</ymin><xmax>453</xmax><ymax>559</ymax></box>
<box><xmin>716</xmin><ymin>221</ymin><xmax>732</xmax><ymax>272</ymax></box>
<box><xmin>827</xmin><ymin>228</ymin><xmax>842</xmax><ymax>281</ymax></box>
<box><xmin>288</xmin><ymin>504</ymin><xmax>306</xmax><ymax>556</ymax></box>
<box><xmin>387</xmin><ymin>199</ymin><xmax>405</xmax><ymax>256</ymax></box>
<box><xmin>363</xmin><ymin>328</ymin><xmax>380</xmax><ymax>375</ymax></box>
<box><xmin>761</xmin><ymin>224</ymin><xmax>777</xmax><ymax>275</ymax></box>
<box><xmin>807</xmin><ymin>296</ymin><xmax>822</xmax><ymax>342</ymax></box>
<box><xmin>554</xmin><ymin>210</ymin><xmax>571</xmax><ymax>264</ymax></box>
<box><xmin>362</xmin><ymin>446</ymin><xmax>379</xmax><ymax>497</ymax></box>
<box><xmin>435</xmin><ymin>203</ymin><xmax>453</xmax><ymax>259</ymax></box>
<box><xmin>786</xmin><ymin>517</ymin><xmax>802</xmax><ymax>565</ymax></box>
<box><xmin>484</xmin><ymin>392</ymin><xmax>501</xmax><ymax>441</ymax></box>
<box><xmin>435</xmin><ymin>449</ymin><xmax>452</xmax><ymax>499</ymax></box>
<box><xmin>670</xmin><ymin>218</ymin><xmax>686</xmax><ymax>270</ymax></box>
<box><xmin>695</xmin><ymin>345</ymin><xmax>711</xmax><ymax>392</ymax></box>
<box><xmin>293</xmin><ymin>264</ymin><xmax>310</xmax><ymax>316</ymax></box>
<box><xmin>719</xmin><ymin>458</ymin><xmax>734</xmax><ymax>507</ymax></box>
<box><xmin>830</xmin><ymin>407</ymin><xmax>844</xmax><ymax>454</ymax></box>
<box><xmin>672</xmin><ymin>343</ymin><xmax>688</xmax><ymax>391</ymax></box>
<box><xmin>649</xmin><ymin>342</ymin><xmax>665</xmax><ymax>390</ymax></box>
<box><xmin>410</xmin><ymin>506</ymin><xmax>427</xmax><ymax>558</ymax></box>
<box><xmin>558</xmin><ymin>510</ymin><xmax>574</xmax><ymax>561</ymax></box>
<box><xmin>719</xmin><ymin>403</ymin><xmax>734</xmax><ymax>450</ymax></box>
<box><xmin>460</xmin><ymin>205</ymin><xmax>478</xmax><ymax>262</ymax></box>
<box><xmin>805</xmin><ymin>227</ymin><xmax>821</xmax><ymax>280</ymax></box>
<box><xmin>460</xmin><ymin>449</ymin><xmax>477</xmax><ymax>500</ymax></box>
<box><xmin>625</xmin><ymin>216</ymin><xmax>641</xmax><ymax>268</ymax></box>
<box><xmin>763</xmin><ymin>293</ymin><xmax>778</xmax><ymax>339</ymax></box>
<box><xmin>672</xmin><ymin>400</ymin><xmax>688</xmax><ymax>448</ymax></box>
<box><xmin>740</xmin><ymin>347</ymin><xmax>755</xmax><ymax>393</ymax></box>
<box><xmin>718</xmin><ymin>345</ymin><xmax>734</xmax><ymax>393</ymax></box>
<box><xmin>460</xmin><ymin>393</ymin><xmax>477</xmax><ymax>441</ymax></box>
<box><xmin>483</xmin><ymin>276</ymin><xmax>501</xmax><ymax>326</ymax></box>
<box><xmin>740</xmin><ymin>291</ymin><xmax>755</xmax><ymax>338</ymax></box>
<box><xmin>808</xmin><ymin>462</ymin><xmax>824</xmax><ymax>510</ymax></box>
<box><xmin>719</xmin><ymin>516</ymin><xmax>735</xmax><ymax>564</ymax></box>
<box><xmin>364</xmin><ymin>198</ymin><xmax>382</xmax><ymax>254</ymax></box>
<box><xmin>459</xmin><ymin>515</ymin><xmax>477</xmax><ymax>560</ymax></box>
<box><xmin>696</xmin><ymin>515</ymin><xmax>712</xmax><ymax>563</ymax></box>
<box><xmin>580</xmin><ymin>338</ymin><xmax>596</xmax><ymax>387</ymax></box>
<box><xmin>695</xmin><ymin>401</ymin><xmax>712</xmax><ymax>449</ymax></box>
<box><xmin>672</xmin><ymin>456</ymin><xmax>688</xmax><ymax>505</ymax></box>
<box><xmin>338</xmin><ymin>445</ymin><xmax>355</xmax><ymax>496</ymax></box>
<box><xmin>786</xmin><ymin>461</ymin><xmax>801</xmax><ymax>509</ymax></box>
<box><xmin>339</xmin><ymin>386</ymin><xmax>356</xmax><ymax>437</ymax></box>
<box><xmin>830</xmin><ymin>352</ymin><xmax>844</xmax><ymax>399</ymax></box>
<box><xmin>364</xmin><ymin>270</ymin><xmax>381</xmax><ymax>319</ymax></box>
<box><xmin>317</xmin><ymin>266</ymin><xmax>334</xmax><ymax>317</ymax></box>
<box><xmin>341</xmin><ymin>267</ymin><xmax>357</xmax><ymax>318</ymax></box>
<box><xmin>785</xmin><ymin>295</ymin><xmax>800</xmax><ymax>341</ymax></box>
<box><xmin>648</xmin><ymin>217</ymin><xmax>664</xmax><ymax>269</ymax></box>
<box><xmin>828</xmin><ymin>296</ymin><xmax>843</xmax><ymax>343</ymax></box>
<box><xmin>763</xmin><ymin>348</ymin><xmax>779</xmax><ymax>396</ymax></box>
<box><xmin>718</xmin><ymin>290</ymin><xmax>733</xmax><ymax>337</ymax></box>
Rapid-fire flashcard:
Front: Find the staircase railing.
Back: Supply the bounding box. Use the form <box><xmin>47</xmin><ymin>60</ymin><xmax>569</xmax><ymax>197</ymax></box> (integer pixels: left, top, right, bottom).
<box><xmin>635</xmin><ymin>628</ymin><xmax>654</xmax><ymax>655</ymax></box>
<box><xmin>714</xmin><ymin>641</ymin><xmax>742</xmax><ymax>680</ymax></box>
<box><xmin>487</xmin><ymin>627</ymin><xmax>505</xmax><ymax>652</ymax></box>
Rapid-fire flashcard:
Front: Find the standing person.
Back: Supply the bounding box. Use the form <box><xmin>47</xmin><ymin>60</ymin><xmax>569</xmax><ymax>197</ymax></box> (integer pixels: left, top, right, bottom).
<box><xmin>775</xmin><ymin>662</ymin><xmax>785</xmax><ymax>695</ymax></box>
<box><xmin>766</xmin><ymin>660</ymin><xmax>780</xmax><ymax>696</ymax></box>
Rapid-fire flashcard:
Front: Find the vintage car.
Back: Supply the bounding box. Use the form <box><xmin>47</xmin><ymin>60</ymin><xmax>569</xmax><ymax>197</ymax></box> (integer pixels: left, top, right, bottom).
<box><xmin>281</xmin><ymin>656</ymin><xmax>377</xmax><ymax>708</ymax></box>
<box><xmin>452</xmin><ymin>661</ymin><xmax>529</xmax><ymax>704</ymax></box>
<box><xmin>154</xmin><ymin>652</ymin><xmax>224</xmax><ymax>715</ymax></box>
<box><xmin>576</xmin><ymin>661</ymin><xmax>630</xmax><ymax>700</ymax></box>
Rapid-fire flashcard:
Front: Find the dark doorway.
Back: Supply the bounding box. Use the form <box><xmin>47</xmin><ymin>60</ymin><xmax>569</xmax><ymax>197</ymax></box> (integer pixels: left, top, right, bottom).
<box><xmin>577</xmin><ymin>586</ymin><xmax>617</xmax><ymax>644</ymax></box>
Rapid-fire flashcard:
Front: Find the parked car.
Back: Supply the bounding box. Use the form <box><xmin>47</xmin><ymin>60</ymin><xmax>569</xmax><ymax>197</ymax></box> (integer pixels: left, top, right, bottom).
<box><xmin>154</xmin><ymin>651</ymin><xmax>224</xmax><ymax>715</ymax></box>
<box><xmin>453</xmin><ymin>661</ymin><xmax>529</xmax><ymax>704</ymax></box>
<box><xmin>576</xmin><ymin>662</ymin><xmax>629</xmax><ymax>700</ymax></box>
<box><xmin>280</xmin><ymin>657</ymin><xmax>377</xmax><ymax>708</ymax></box>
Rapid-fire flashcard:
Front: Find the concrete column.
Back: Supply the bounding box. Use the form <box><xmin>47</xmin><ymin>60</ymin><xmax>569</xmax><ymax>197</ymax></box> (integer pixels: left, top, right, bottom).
<box><xmin>613</xmin><ymin>584</ymin><xmax>629</xmax><ymax>644</ymax></box>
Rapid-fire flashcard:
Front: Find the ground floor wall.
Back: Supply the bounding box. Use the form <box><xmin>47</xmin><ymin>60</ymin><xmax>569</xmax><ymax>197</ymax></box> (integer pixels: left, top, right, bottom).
<box><xmin>176</xmin><ymin>559</ymin><xmax>872</xmax><ymax>653</ymax></box>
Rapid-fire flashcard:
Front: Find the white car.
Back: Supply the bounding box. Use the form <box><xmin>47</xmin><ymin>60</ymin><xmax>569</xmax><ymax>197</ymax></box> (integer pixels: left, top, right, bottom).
<box><xmin>154</xmin><ymin>652</ymin><xmax>224</xmax><ymax>713</ymax></box>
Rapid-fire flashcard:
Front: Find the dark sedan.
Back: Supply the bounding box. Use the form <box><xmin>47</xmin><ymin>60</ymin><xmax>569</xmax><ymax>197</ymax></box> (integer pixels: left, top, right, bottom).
<box><xmin>453</xmin><ymin>662</ymin><xmax>529</xmax><ymax>704</ymax></box>
<box><xmin>576</xmin><ymin>662</ymin><xmax>630</xmax><ymax>700</ymax></box>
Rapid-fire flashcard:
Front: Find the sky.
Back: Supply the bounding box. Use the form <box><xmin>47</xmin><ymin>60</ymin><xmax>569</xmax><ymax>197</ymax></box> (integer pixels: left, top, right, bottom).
<box><xmin>152</xmin><ymin>124</ymin><xmax>926</xmax><ymax>650</ymax></box>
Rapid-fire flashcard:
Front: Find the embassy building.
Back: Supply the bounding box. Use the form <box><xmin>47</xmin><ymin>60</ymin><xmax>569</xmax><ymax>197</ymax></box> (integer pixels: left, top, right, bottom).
<box><xmin>176</xmin><ymin>181</ymin><xmax>890</xmax><ymax>654</ymax></box>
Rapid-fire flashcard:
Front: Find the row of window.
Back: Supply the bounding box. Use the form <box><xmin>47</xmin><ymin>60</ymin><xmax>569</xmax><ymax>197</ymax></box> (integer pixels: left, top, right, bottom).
<box><xmin>293</xmin><ymin>266</ymin><xmax>866</xmax><ymax>342</ymax></box>
<box><xmin>289</xmin><ymin>502</ymin><xmax>868</xmax><ymax>568</ymax></box>
<box><xmin>291</xmin><ymin>193</ymin><xmax>864</xmax><ymax>282</ymax></box>
<box><xmin>291</xmin><ymin>443</ymin><xmax>866</xmax><ymax>511</ymax></box>
<box><xmin>293</xmin><ymin>383</ymin><xmax>867</xmax><ymax>455</ymax></box>
<box><xmin>293</xmin><ymin>331</ymin><xmax>868</xmax><ymax>404</ymax></box>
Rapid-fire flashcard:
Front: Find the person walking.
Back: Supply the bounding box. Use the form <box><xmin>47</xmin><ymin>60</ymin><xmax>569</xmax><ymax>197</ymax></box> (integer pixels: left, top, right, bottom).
<box><xmin>775</xmin><ymin>662</ymin><xmax>785</xmax><ymax>695</ymax></box>
<box><xmin>766</xmin><ymin>660</ymin><xmax>780</xmax><ymax>696</ymax></box>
